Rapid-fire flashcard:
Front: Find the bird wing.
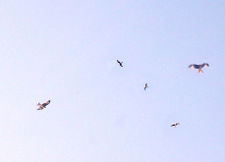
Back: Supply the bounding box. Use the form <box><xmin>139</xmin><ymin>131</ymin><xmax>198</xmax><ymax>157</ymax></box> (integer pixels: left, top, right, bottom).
<box><xmin>203</xmin><ymin>63</ymin><xmax>209</xmax><ymax>68</ymax></box>
<box><xmin>189</xmin><ymin>64</ymin><xmax>201</xmax><ymax>69</ymax></box>
<box><xmin>188</xmin><ymin>64</ymin><xmax>195</xmax><ymax>68</ymax></box>
<box><xmin>42</xmin><ymin>103</ymin><xmax>47</xmax><ymax>107</ymax></box>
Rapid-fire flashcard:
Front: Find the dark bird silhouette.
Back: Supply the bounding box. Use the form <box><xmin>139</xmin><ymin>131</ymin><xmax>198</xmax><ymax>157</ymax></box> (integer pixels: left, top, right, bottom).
<box><xmin>144</xmin><ymin>83</ymin><xmax>148</xmax><ymax>90</ymax></box>
<box><xmin>117</xmin><ymin>60</ymin><xmax>123</xmax><ymax>67</ymax></box>
<box><xmin>37</xmin><ymin>100</ymin><xmax>51</xmax><ymax>110</ymax></box>
<box><xmin>171</xmin><ymin>122</ymin><xmax>180</xmax><ymax>127</ymax></box>
<box><xmin>189</xmin><ymin>63</ymin><xmax>209</xmax><ymax>73</ymax></box>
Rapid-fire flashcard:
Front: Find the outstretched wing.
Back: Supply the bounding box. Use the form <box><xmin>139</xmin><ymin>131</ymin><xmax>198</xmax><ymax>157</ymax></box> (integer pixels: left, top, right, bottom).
<box><xmin>42</xmin><ymin>103</ymin><xmax>47</xmax><ymax>107</ymax></box>
<box><xmin>42</xmin><ymin>100</ymin><xmax>50</xmax><ymax>107</ymax></box>
<box><xmin>202</xmin><ymin>63</ymin><xmax>209</xmax><ymax>68</ymax></box>
<box><xmin>189</xmin><ymin>64</ymin><xmax>201</xmax><ymax>69</ymax></box>
<box><xmin>189</xmin><ymin>64</ymin><xmax>196</xmax><ymax>69</ymax></box>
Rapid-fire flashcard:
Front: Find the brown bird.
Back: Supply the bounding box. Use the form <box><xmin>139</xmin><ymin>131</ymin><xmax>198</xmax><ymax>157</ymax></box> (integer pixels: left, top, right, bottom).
<box><xmin>37</xmin><ymin>100</ymin><xmax>51</xmax><ymax>110</ymax></box>
<box><xmin>117</xmin><ymin>60</ymin><xmax>123</xmax><ymax>67</ymax></box>
<box><xmin>189</xmin><ymin>63</ymin><xmax>209</xmax><ymax>73</ymax></box>
<box><xmin>171</xmin><ymin>122</ymin><xmax>180</xmax><ymax>127</ymax></box>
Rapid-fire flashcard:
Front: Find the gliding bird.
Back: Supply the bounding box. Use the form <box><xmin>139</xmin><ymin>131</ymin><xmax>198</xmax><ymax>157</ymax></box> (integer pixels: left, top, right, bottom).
<box><xmin>117</xmin><ymin>60</ymin><xmax>123</xmax><ymax>67</ymax></box>
<box><xmin>37</xmin><ymin>100</ymin><xmax>51</xmax><ymax>110</ymax></box>
<box><xmin>171</xmin><ymin>122</ymin><xmax>180</xmax><ymax>127</ymax></box>
<box><xmin>189</xmin><ymin>63</ymin><xmax>209</xmax><ymax>73</ymax></box>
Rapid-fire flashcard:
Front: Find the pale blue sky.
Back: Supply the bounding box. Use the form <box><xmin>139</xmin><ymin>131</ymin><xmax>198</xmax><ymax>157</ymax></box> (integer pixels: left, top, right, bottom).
<box><xmin>0</xmin><ymin>1</ymin><xmax>224</xmax><ymax>162</ymax></box>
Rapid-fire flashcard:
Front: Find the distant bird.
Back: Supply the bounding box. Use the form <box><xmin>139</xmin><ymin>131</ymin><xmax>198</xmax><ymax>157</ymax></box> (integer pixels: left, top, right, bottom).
<box><xmin>37</xmin><ymin>100</ymin><xmax>51</xmax><ymax>110</ymax></box>
<box><xmin>188</xmin><ymin>63</ymin><xmax>209</xmax><ymax>73</ymax></box>
<box><xmin>117</xmin><ymin>60</ymin><xmax>123</xmax><ymax>67</ymax></box>
<box><xmin>171</xmin><ymin>122</ymin><xmax>180</xmax><ymax>127</ymax></box>
<box><xmin>144</xmin><ymin>83</ymin><xmax>148</xmax><ymax>91</ymax></box>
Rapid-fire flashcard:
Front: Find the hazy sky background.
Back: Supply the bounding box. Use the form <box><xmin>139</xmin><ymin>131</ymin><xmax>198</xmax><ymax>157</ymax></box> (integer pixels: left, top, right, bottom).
<box><xmin>0</xmin><ymin>0</ymin><xmax>224</xmax><ymax>162</ymax></box>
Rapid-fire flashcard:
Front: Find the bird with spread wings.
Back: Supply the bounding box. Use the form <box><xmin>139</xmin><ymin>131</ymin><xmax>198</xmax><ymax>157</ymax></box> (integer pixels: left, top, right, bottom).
<box><xmin>117</xmin><ymin>60</ymin><xmax>123</xmax><ymax>67</ymax></box>
<box><xmin>189</xmin><ymin>63</ymin><xmax>209</xmax><ymax>73</ymax></box>
<box><xmin>171</xmin><ymin>122</ymin><xmax>180</xmax><ymax>127</ymax></box>
<box><xmin>37</xmin><ymin>100</ymin><xmax>51</xmax><ymax>110</ymax></box>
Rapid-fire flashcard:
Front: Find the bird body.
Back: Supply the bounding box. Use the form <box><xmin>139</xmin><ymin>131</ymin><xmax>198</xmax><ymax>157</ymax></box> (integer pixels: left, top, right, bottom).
<box><xmin>189</xmin><ymin>63</ymin><xmax>209</xmax><ymax>73</ymax></box>
<box><xmin>117</xmin><ymin>60</ymin><xmax>123</xmax><ymax>67</ymax></box>
<box><xmin>37</xmin><ymin>100</ymin><xmax>51</xmax><ymax>110</ymax></box>
<box><xmin>171</xmin><ymin>122</ymin><xmax>180</xmax><ymax>127</ymax></box>
<box><xmin>144</xmin><ymin>83</ymin><xmax>148</xmax><ymax>90</ymax></box>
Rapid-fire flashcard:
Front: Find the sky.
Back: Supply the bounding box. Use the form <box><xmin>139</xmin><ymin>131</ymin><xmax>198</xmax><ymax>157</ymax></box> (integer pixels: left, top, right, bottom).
<box><xmin>0</xmin><ymin>0</ymin><xmax>224</xmax><ymax>162</ymax></box>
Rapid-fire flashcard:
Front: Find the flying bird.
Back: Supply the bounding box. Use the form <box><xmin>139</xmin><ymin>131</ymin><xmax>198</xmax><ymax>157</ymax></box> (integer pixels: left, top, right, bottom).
<box><xmin>171</xmin><ymin>122</ymin><xmax>180</xmax><ymax>127</ymax></box>
<box><xmin>117</xmin><ymin>60</ymin><xmax>123</xmax><ymax>67</ymax></box>
<box><xmin>188</xmin><ymin>63</ymin><xmax>209</xmax><ymax>73</ymax></box>
<box><xmin>37</xmin><ymin>100</ymin><xmax>51</xmax><ymax>110</ymax></box>
<box><xmin>144</xmin><ymin>83</ymin><xmax>148</xmax><ymax>90</ymax></box>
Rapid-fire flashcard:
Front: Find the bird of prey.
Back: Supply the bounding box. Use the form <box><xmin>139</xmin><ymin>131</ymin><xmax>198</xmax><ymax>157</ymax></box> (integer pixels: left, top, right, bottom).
<box><xmin>37</xmin><ymin>100</ymin><xmax>51</xmax><ymax>110</ymax></box>
<box><xmin>188</xmin><ymin>63</ymin><xmax>209</xmax><ymax>73</ymax></box>
<box><xmin>171</xmin><ymin>122</ymin><xmax>180</xmax><ymax>127</ymax></box>
<box><xmin>144</xmin><ymin>83</ymin><xmax>148</xmax><ymax>90</ymax></box>
<box><xmin>117</xmin><ymin>60</ymin><xmax>123</xmax><ymax>67</ymax></box>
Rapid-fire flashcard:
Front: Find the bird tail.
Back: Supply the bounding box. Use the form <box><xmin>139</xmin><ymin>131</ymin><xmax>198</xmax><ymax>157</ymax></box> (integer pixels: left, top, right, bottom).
<box><xmin>37</xmin><ymin>103</ymin><xmax>41</xmax><ymax>106</ymax></box>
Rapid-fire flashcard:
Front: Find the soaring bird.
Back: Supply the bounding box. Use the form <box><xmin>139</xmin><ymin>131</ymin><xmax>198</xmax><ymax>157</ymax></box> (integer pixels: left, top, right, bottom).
<box><xmin>188</xmin><ymin>63</ymin><xmax>209</xmax><ymax>73</ymax></box>
<box><xmin>117</xmin><ymin>60</ymin><xmax>123</xmax><ymax>67</ymax></box>
<box><xmin>144</xmin><ymin>83</ymin><xmax>148</xmax><ymax>91</ymax></box>
<box><xmin>37</xmin><ymin>100</ymin><xmax>51</xmax><ymax>110</ymax></box>
<box><xmin>171</xmin><ymin>122</ymin><xmax>180</xmax><ymax>127</ymax></box>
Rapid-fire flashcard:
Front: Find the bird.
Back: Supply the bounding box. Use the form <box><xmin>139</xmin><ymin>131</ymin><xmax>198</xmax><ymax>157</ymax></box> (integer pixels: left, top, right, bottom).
<box><xmin>144</xmin><ymin>83</ymin><xmax>148</xmax><ymax>90</ymax></box>
<box><xmin>188</xmin><ymin>63</ymin><xmax>209</xmax><ymax>73</ymax></box>
<box><xmin>37</xmin><ymin>100</ymin><xmax>51</xmax><ymax>110</ymax></box>
<box><xmin>171</xmin><ymin>122</ymin><xmax>180</xmax><ymax>127</ymax></box>
<box><xmin>117</xmin><ymin>60</ymin><xmax>123</xmax><ymax>67</ymax></box>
